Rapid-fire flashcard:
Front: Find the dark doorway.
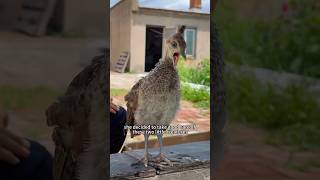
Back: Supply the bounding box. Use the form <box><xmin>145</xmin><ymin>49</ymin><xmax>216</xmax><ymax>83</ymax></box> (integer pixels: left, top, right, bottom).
<box><xmin>145</xmin><ymin>26</ymin><xmax>163</xmax><ymax>72</ymax></box>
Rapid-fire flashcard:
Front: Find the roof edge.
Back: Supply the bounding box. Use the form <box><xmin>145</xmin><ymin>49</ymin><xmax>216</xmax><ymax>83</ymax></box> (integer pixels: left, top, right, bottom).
<box><xmin>133</xmin><ymin>7</ymin><xmax>210</xmax><ymax>18</ymax></box>
<box><xmin>110</xmin><ymin>0</ymin><xmax>125</xmax><ymax>9</ymax></box>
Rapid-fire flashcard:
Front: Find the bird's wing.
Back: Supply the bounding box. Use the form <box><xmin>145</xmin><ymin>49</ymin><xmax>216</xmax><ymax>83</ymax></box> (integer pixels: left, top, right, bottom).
<box><xmin>47</xmin><ymin>55</ymin><xmax>108</xmax><ymax>179</ymax></box>
<box><xmin>124</xmin><ymin>78</ymin><xmax>144</xmax><ymax>138</ymax></box>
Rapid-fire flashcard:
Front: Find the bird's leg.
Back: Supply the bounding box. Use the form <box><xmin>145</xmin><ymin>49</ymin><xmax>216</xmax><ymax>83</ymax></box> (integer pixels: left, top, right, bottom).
<box><xmin>143</xmin><ymin>132</ymin><xmax>150</xmax><ymax>167</ymax></box>
<box><xmin>124</xmin><ymin>132</ymin><xmax>151</xmax><ymax>167</ymax></box>
<box><xmin>155</xmin><ymin>133</ymin><xmax>173</xmax><ymax>166</ymax></box>
<box><xmin>124</xmin><ymin>132</ymin><xmax>152</xmax><ymax>167</ymax></box>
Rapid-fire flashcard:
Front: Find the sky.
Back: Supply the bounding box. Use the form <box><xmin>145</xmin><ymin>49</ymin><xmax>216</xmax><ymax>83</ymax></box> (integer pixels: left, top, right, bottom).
<box><xmin>110</xmin><ymin>0</ymin><xmax>120</xmax><ymax>7</ymax></box>
<box><xmin>110</xmin><ymin>0</ymin><xmax>210</xmax><ymax>14</ymax></box>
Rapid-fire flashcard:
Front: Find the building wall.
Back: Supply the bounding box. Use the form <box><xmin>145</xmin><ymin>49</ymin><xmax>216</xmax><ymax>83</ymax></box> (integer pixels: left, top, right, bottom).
<box><xmin>0</xmin><ymin>0</ymin><xmax>23</xmax><ymax>30</ymax></box>
<box><xmin>63</xmin><ymin>0</ymin><xmax>107</xmax><ymax>37</ymax></box>
<box><xmin>110</xmin><ymin>0</ymin><xmax>132</xmax><ymax>71</ymax></box>
<box><xmin>0</xmin><ymin>0</ymin><xmax>108</xmax><ymax>36</ymax></box>
<box><xmin>130</xmin><ymin>12</ymin><xmax>210</xmax><ymax>72</ymax></box>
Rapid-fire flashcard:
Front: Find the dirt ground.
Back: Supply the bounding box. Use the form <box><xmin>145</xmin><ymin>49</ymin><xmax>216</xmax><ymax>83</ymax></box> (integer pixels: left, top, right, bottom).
<box><xmin>213</xmin><ymin>123</ymin><xmax>320</xmax><ymax>180</ymax></box>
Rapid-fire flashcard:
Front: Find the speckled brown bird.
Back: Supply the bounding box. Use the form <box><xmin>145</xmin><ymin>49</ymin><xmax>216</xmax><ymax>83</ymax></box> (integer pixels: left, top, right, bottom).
<box><xmin>125</xmin><ymin>25</ymin><xmax>186</xmax><ymax>167</ymax></box>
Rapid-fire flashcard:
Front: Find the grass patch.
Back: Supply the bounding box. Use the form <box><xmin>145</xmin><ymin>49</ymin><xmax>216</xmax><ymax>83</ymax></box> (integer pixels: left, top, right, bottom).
<box><xmin>177</xmin><ymin>59</ymin><xmax>210</xmax><ymax>86</ymax></box>
<box><xmin>110</xmin><ymin>88</ymin><xmax>128</xmax><ymax>97</ymax></box>
<box><xmin>181</xmin><ymin>84</ymin><xmax>209</xmax><ymax>109</ymax></box>
<box><xmin>214</xmin><ymin>0</ymin><xmax>320</xmax><ymax>150</ymax></box>
<box><xmin>0</xmin><ymin>85</ymin><xmax>62</xmax><ymax>110</ymax></box>
<box><xmin>226</xmin><ymin>72</ymin><xmax>320</xmax><ymax>150</ymax></box>
<box><xmin>216</xmin><ymin>0</ymin><xmax>320</xmax><ymax>78</ymax></box>
<box><xmin>177</xmin><ymin>59</ymin><xmax>210</xmax><ymax>109</ymax></box>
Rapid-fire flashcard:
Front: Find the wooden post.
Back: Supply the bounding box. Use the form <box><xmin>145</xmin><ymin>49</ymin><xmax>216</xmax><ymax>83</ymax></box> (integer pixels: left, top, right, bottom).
<box><xmin>212</xmin><ymin>0</ymin><xmax>218</xmax><ymax>12</ymax></box>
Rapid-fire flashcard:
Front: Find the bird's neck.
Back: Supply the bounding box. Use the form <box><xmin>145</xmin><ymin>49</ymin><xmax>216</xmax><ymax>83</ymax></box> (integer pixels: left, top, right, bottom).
<box><xmin>162</xmin><ymin>51</ymin><xmax>173</xmax><ymax>63</ymax></box>
<box><xmin>163</xmin><ymin>47</ymin><xmax>173</xmax><ymax>59</ymax></box>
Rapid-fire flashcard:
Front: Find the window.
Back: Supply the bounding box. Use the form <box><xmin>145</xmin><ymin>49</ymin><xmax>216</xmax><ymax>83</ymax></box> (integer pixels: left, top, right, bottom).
<box><xmin>184</xmin><ymin>28</ymin><xmax>196</xmax><ymax>58</ymax></box>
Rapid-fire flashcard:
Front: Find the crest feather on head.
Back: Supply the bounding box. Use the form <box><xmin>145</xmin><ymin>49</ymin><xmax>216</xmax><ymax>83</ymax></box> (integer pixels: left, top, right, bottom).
<box><xmin>177</xmin><ymin>25</ymin><xmax>186</xmax><ymax>34</ymax></box>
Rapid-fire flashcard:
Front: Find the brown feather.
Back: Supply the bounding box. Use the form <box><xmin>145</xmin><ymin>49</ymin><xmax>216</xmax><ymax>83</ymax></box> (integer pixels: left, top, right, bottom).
<box><xmin>124</xmin><ymin>78</ymin><xmax>144</xmax><ymax>138</ymax></box>
<box><xmin>124</xmin><ymin>25</ymin><xmax>186</xmax><ymax>139</ymax></box>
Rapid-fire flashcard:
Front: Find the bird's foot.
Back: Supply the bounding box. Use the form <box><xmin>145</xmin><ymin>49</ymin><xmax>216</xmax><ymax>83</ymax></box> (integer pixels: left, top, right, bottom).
<box><xmin>141</xmin><ymin>153</ymin><xmax>152</xmax><ymax>167</ymax></box>
<box><xmin>154</xmin><ymin>153</ymin><xmax>173</xmax><ymax>167</ymax></box>
<box><xmin>125</xmin><ymin>152</ymin><xmax>152</xmax><ymax>167</ymax></box>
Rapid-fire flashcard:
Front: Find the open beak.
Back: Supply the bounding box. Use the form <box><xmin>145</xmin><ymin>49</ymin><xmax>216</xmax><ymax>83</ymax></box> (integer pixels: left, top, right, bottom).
<box><xmin>173</xmin><ymin>52</ymin><xmax>180</xmax><ymax>66</ymax></box>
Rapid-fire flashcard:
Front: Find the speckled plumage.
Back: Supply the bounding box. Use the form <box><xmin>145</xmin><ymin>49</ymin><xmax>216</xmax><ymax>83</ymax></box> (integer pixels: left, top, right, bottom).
<box><xmin>137</xmin><ymin>59</ymin><xmax>180</xmax><ymax>125</ymax></box>
<box><xmin>125</xmin><ymin>26</ymin><xmax>186</xmax><ymax>136</ymax></box>
<box><xmin>124</xmin><ymin>26</ymin><xmax>186</xmax><ymax>167</ymax></box>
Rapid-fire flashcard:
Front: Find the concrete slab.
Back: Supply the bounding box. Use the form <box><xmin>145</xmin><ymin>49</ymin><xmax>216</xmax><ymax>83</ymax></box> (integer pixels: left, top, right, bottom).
<box><xmin>110</xmin><ymin>141</ymin><xmax>210</xmax><ymax>179</ymax></box>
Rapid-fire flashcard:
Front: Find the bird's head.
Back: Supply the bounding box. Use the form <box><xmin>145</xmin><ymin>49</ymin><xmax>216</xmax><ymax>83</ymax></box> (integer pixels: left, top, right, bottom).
<box><xmin>164</xmin><ymin>25</ymin><xmax>187</xmax><ymax>67</ymax></box>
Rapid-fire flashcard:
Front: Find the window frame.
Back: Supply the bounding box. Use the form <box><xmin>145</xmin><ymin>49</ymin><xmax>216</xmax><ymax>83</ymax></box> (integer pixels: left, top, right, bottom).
<box><xmin>184</xmin><ymin>27</ymin><xmax>197</xmax><ymax>59</ymax></box>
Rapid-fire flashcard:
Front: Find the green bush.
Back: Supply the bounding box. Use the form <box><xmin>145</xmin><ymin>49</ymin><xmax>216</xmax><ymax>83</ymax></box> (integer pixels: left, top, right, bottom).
<box><xmin>215</xmin><ymin>0</ymin><xmax>320</xmax><ymax>149</ymax></box>
<box><xmin>110</xmin><ymin>88</ymin><xmax>128</xmax><ymax>97</ymax></box>
<box><xmin>177</xmin><ymin>59</ymin><xmax>210</xmax><ymax>86</ymax></box>
<box><xmin>181</xmin><ymin>84</ymin><xmax>209</xmax><ymax>109</ymax></box>
<box><xmin>216</xmin><ymin>0</ymin><xmax>320</xmax><ymax>78</ymax></box>
<box><xmin>177</xmin><ymin>59</ymin><xmax>210</xmax><ymax>109</ymax></box>
<box><xmin>226</xmin><ymin>72</ymin><xmax>320</xmax><ymax>149</ymax></box>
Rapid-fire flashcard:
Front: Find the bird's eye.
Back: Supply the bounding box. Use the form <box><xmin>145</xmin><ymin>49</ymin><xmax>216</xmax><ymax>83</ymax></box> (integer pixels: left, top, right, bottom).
<box><xmin>172</xmin><ymin>42</ymin><xmax>177</xmax><ymax>48</ymax></box>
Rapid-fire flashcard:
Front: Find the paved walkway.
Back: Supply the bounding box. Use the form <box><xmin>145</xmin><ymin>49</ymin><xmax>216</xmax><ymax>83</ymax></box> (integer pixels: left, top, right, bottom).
<box><xmin>110</xmin><ymin>71</ymin><xmax>146</xmax><ymax>89</ymax></box>
<box><xmin>0</xmin><ymin>32</ymin><xmax>106</xmax><ymax>89</ymax></box>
